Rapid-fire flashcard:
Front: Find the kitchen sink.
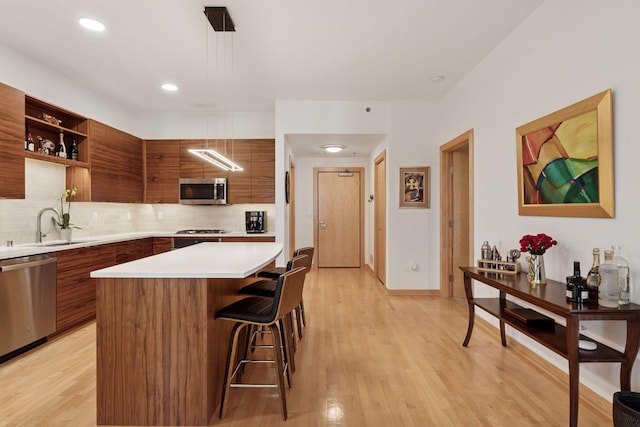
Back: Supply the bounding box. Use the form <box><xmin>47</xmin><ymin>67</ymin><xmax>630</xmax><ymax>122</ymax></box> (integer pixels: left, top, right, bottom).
<box><xmin>25</xmin><ymin>240</ymin><xmax>97</xmax><ymax>247</ymax></box>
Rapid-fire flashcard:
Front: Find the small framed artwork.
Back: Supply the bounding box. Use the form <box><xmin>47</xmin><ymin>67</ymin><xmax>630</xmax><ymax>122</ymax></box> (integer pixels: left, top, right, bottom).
<box><xmin>399</xmin><ymin>167</ymin><xmax>430</xmax><ymax>208</ymax></box>
<box><xmin>516</xmin><ymin>89</ymin><xmax>614</xmax><ymax>218</ymax></box>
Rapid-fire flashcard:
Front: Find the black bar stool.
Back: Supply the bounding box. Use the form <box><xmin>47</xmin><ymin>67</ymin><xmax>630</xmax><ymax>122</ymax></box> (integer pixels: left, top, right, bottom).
<box><xmin>240</xmin><ymin>254</ymin><xmax>308</xmax><ymax>355</ymax></box>
<box><xmin>216</xmin><ymin>266</ymin><xmax>307</xmax><ymax>421</ymax></box>
<box><xmin>256</xmin><ymin>247</ymin><xmax>314</xmax><ymax>337</ymax></box>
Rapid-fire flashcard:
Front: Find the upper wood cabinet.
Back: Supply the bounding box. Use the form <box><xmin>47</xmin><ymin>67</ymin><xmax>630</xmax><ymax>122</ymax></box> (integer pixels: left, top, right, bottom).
<box><xmin>227</xmin><ymin>139</ymin><xmax>253</xmax><ymax>204</ymax></box>
<box><xmin>145</xmin><ymin>140</ymin><xmax>180</xmax><ymax>204</ymax></box>
<box><xmin>251</xmin><ymin>139</ymin><xmax>275</xmax><ymax>204</ymax></box>
<box><xmin>145</xmin><ymin>138</ymin><xmax>274</xmax><ymax>204</ymax></box>
<box><xmin>89</xmin><ymin>120</ymin><xmax>143</xmax><ymax>203</ymax></box>
<box><xmin>0</xmin><ymin>82</ymin><xmax>25</xmax><ymax>199</ymax></box>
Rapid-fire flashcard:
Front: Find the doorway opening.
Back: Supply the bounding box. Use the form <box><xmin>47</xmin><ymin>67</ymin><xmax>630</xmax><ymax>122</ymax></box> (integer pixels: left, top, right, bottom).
<box><xmin>374</xmin><ymin>151</ymin><xmax>386</xmax><ymax>284</ymax></box>
<box><xmin>440</xmin><ymin>130</ymin><xmax>474</xmax><ymax>302</ymax></box>
<box><xmin>313</xmin><ymin>167</ymin><xmax>365</xmax><ymax>268</ymax></box>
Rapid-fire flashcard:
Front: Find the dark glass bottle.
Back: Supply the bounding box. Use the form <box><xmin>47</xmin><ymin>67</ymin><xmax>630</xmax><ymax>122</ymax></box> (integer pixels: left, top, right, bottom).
<box><xmin>69</xmin><ymin>138</ymin><xmax>79</xmax><ymax>161</ymax></box>
<box><xmin>586</xmin><ymin>248</ymin><xmax>601</xmax><ymax>302</ymax></box>
<box><xmin>566</xmin><ymin>261</ymin><xmax>578</xmax><ymax>301</ymax></box>
<box><xmin>568</xmin><ymin>261</ymin><xmax>588</xmax><ymax>303</ymax></box>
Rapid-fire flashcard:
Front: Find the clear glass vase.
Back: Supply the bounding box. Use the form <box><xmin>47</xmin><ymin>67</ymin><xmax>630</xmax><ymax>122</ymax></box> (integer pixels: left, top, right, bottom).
<box><xmin>527</xmin><ymin>254</ymin><xmax>546</xmax><ymax>285</ymax></box>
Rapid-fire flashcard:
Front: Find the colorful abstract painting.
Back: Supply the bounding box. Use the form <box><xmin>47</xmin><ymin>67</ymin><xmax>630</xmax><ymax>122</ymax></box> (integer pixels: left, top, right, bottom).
<box><xmin>516</xmin><ymin>90</ymin><xmax>614</xmax><ymax>218</ymax></box>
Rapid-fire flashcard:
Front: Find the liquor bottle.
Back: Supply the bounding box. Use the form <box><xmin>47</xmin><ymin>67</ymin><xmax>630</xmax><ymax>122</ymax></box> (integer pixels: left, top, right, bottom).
<box><xmin>612</xmin><ymin>245</ymin><xmax>630</xmax><ymax>305</ymax></box>
<box><xmin>25</xmin><ymin>126</ymin><xmax>35</xmax><ymax>151</ymax></box>
<box><xmin>481</xmin><ymin>241</ymin><xmax>491</xmax><ymax>260</ymax></box>
<box><xmin>69</xmin><ymin>138</ymin><xmax>78</xmax><ymax>161</ymax></box>
<box><xmin>598</xmin><ymin>250</ymin><xmax>619</xmax><ymax>307</ymax></box>
<box><xmin>58</xmin><ymin>131</ymin><xmax>67</xmax><ymax>158</ymax></box>
<box><xmin>567</xmin><ymin>261</ymin><xmax>587</xmax><ymax>302</ymax></box>
<box><xmin>586</xmin><ymin>248</ymin><xmax>601</xmax><ymax>302</ymax></box>
<box><xmin>566</xmin><ymin>261</ymin><xmax>580</xmax><ymax>301</ymax></box>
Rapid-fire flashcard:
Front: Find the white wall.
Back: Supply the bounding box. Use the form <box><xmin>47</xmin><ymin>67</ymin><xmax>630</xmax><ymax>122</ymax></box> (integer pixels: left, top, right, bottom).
<box><xmin>385</xmin><ymin>102</ymin><xmax>439</xmax><ymax>289</ymax></box>
<box><xmin>435</xmin><ymin>0</ymin><xmax>640</xmax><ymax>398</ymax></box>
<box><xmin>275</xmin><ymin>101</ymin><xmax>389</xmax><ymax>265</ymax></box>
<box><xmin>0</xmin><ymin>44</ymin><xmax>134</xmax><ymax>135</ymax></box>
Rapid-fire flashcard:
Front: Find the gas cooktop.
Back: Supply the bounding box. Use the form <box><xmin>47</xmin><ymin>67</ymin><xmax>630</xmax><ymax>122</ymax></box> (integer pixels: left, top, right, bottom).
<box><xmin>175</xmin><ymin>229</ymin><xmax>229</xmax><ymax>234</ymax></box>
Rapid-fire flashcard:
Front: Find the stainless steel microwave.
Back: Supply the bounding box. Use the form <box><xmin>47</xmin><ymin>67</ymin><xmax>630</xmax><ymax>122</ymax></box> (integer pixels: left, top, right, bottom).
<box><xmin>179</xmin><ymin>178</ymin><xmax>228</xmax><ymax>205</ymax></box>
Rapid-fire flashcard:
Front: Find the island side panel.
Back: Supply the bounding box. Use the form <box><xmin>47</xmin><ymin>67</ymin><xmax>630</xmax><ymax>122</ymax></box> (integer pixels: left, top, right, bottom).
<box><xmin>207</xmin><ymin>276</ymin><xmax>255</xmax><ymax>412</ymax></box>
<box><xmin>96</xmin><ymin>277</ymin><xmax>211</xmax><ymax>426</ymax></box>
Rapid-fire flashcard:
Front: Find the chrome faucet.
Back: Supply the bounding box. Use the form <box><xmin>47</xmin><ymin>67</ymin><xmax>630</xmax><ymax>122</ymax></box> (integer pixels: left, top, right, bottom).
<box><xmin>36</xmin><ymin>207</ymin><xmax>62</xmax><ymax>243</ymax></box>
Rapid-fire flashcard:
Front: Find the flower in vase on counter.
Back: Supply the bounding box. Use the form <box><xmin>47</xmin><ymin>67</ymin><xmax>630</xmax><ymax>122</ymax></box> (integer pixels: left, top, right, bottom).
<box><xmin>53</xmin><ymin>187</ymin><xmax>80</xmax><ymax>229</ymax></box>
<box><xmin>519</xmin><ymin>233</ymin><xmax>557</xmax><ymax>255</ymax></box>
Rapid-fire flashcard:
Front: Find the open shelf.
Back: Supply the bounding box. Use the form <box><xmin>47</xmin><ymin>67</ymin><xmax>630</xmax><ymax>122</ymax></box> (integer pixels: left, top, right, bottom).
<box><xmin>24</xmin><ymin>150</ymin><xmax>89</xmax><ymax>169</ymax></box>
<box><xmin>474</xmin><ymin>298</ymin><xmax>625</xmax><ymax>363</ymax></box>
<box><xmin>25</xmin><ymin>115</ymin><xmax>88</xmax><ymax>138</ymax></box>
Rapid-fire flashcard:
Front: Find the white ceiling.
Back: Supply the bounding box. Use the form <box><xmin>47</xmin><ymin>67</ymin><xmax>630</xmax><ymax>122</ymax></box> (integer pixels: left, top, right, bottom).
<box><xmin>0</xmin><ymin>0</ymin><xmax>543</xmax><ymax>156</ymax></box>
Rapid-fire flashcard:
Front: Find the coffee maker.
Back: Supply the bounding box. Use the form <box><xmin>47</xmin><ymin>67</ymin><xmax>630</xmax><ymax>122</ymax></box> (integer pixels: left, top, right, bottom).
<box><xmin>245</xmin><ymin>211</ymin><xmax>266</xmax><ymax>233</ymax></box>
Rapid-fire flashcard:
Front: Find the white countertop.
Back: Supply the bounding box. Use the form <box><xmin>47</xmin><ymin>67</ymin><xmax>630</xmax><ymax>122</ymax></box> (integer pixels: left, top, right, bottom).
<box><xmin>90</xmin><ymin>242</ymin><xmax>283</xmax><ymax>279</ymax></box>
<box><xmin>0</xmin><ymin>231</ymin><xmax>276</xmax><ymax>261</ymax></box>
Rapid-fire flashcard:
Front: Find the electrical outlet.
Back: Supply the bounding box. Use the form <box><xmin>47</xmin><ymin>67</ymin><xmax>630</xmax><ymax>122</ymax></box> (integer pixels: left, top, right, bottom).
<box><xmin>157</xmin><ymin>211</ymin><xmax>164</xmax><ymax>220</ymax></box>
<box><xmin>92</xmin><ymin>211</ymin><xmax>98</xmax><ymax>221</ymax></box>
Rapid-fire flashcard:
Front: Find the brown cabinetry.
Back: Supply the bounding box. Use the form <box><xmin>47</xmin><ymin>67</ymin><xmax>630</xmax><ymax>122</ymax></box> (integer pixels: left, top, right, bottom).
<box><xmin>179</xmin><ymin>139</ymin><xmax>230</xmax><ymax>179</ymax></box>
<box><xmin>89</xmin><ymin>120</ymin><xmax>143</xmax><ymax>203</ymax></box>
<box><xmin>145</xmin><ymin>140</ymin><xmax>180</xmax><ymax>203</ymax></box>
<box><xmin>149</xmin><ymin>138</ymin><xmax>274</xmax><ymax>204</ymax></box>
<box><xmin>152</xmin><ymin>237</ymin><xmax>173</xmax><ymax>254</ymax></box>
<box><xmin>0</xmin><ymin>82</ymin><xmax>25</xmax><ymax>199</ymax></box>
<box><xmin>112</xmin><ymin>238</ymin><xmax>153</xmax><ymax>264</ymax></box>
<box><xmin>54</xmin><ymin>245</ymin><xmax>114</xmax><ymax>335</ymax></box>
<box><xmin>53</xmin><ymin>238</ymin><xmax>154</xmax><ymax>336</ymax></box>
<box><xmin>251</xmin><ymin>139</ymin><xmax>275</xmax><ymax>203</ymax></box>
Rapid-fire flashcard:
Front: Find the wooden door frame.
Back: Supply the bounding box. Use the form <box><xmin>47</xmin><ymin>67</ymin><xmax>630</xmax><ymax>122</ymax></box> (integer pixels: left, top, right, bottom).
<box><xmin>374</xmin><ymin>151</ymin><xmax>386</xmax><ymax>284</ymax></box>
<box><xmin>288</xmin><ymin>156</ymin><xmax>296</xmax><ymax>260</ymax></box>
<box><xmin>439</xmin><ymin>130</ymin><xmax>474</xmax><ymax>297</ymax></box>
<box><xmin>313</xmin><ymin>167</ymin><xmax>366</xmax><ymax>267</ymax></box>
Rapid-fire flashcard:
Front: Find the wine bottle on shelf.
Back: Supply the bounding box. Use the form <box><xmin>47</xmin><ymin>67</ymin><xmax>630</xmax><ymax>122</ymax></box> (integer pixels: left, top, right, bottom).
<box><xmin>25</xmin><ymin>126</ymin><xmax>35</xmax><ymax>151</ymax></box>
<box><xmin>566</xmin><ymin>261</ymin><xmax>587</xmax><ymax>302</ymax></box>
<box><xmin>69</xmin><ymin>138</ymin><xmax>79</xmax><ymax>161</ymax></box>
<box><xmin>586</xmin><ymin>248</ymin><xmax>601</xmax><ymax>302</ymax></box>
<box><xmin>58</xmin><ymin>131</ymin><xmax>67</xmax><ymax>158</ymax></box>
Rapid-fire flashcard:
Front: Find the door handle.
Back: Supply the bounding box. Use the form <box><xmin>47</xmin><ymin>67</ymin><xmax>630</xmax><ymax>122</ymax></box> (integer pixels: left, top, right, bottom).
<box><xmin>319</xmin><ymin>221</ymin><xmax>327</xmax><ymax>228</ymax></box>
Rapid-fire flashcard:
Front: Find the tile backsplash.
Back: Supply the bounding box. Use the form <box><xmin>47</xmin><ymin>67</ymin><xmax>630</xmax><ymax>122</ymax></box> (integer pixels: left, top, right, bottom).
<box><xmin>0</xmin><ymin>159</ymin><xmax>275</xmax><ymax>245</ymax></box>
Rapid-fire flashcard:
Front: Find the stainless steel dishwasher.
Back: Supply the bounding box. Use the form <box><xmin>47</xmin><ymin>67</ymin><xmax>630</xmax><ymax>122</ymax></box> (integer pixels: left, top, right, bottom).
<box><xmin>0</xmin><ymin>253</ymin><xmax>57</xmax><ymax>359</ymax></box>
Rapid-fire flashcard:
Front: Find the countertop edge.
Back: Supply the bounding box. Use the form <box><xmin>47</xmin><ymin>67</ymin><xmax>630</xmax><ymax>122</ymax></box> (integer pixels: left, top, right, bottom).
<box><xmin>0</xmin><ymin>231</ymin><xmax>277</xmax><ymax>260</ymax></box>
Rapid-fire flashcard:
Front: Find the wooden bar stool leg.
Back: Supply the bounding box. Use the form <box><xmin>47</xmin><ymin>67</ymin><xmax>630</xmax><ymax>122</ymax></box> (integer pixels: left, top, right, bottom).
<box><xmin>220</xmin><ymin>322</ymin><xmax>245</xmax><ymax>419</ymax></box>
<box><xmin>269</xmin><ymin>323</ymin><xmax>288</xmax><ymax>421</ymax></box>
<box><xmin>300</xmin><ymin>298</ymin><xmax>307</xmax><ymax>327</ymax></box>
<box><xmin>295</xmin><ymin>305</ymin><xmax>304</xmax><ymax>340</ymax></box>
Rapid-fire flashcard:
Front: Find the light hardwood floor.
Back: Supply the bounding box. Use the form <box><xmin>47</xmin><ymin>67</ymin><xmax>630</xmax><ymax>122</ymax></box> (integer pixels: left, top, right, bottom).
<box><xmin>0</xmin><ymin>268</ymin><xmax>611</xmax><ymax>426</ymax></box>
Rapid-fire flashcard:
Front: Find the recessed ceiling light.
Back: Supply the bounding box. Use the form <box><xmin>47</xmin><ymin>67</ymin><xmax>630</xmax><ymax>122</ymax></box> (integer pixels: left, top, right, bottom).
<box><xmin>323</xmin><ymin>145</ymin><xmax>344</xmax><ymax>153</ymax></box>
<box><xmin>78</xmin><ymin>17</ymin><xmax>106</xmax><ymax>32</ymax></box>
<box><xmin>431</xmin><ymin>75</ymin><xmax>446</xmax><ymax>83</ymax></box>
<box><xmin>161</xmin><ymin>83</ymin><xmax>179</xmax><ymax>92</ymax></box>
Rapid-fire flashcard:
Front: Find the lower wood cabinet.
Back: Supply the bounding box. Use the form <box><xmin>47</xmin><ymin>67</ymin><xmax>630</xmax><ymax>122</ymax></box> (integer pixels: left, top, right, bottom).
<box><xmin>112</xmin><ymin>238</ymin><xmax>153</xmax><ymax>264</ymax></box>
<box><xmin>54</xmin><ymin>245</ymin><xmax>115</xmax><ymax>335</ymax></box>
<box><xmin>52</xmin><ymin>238</ymin><xmax>154</xmax><ymax>336</ymax></box>
<box><xmin>152</xmin><ymin>237</ymin><xmax>173</xmax><ymax>254</ymax></box>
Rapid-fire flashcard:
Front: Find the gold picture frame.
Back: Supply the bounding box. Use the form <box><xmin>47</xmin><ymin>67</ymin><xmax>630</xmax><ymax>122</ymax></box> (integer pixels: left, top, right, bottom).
<box><xmin>516</xmin><ymin>89</ymin><xmax>614</xmax><ymax>218</ymax></box>
<box><xmin>399</xmin><ymin>167</ymin><xmax>430</xmax><ymax>208</ymax></box>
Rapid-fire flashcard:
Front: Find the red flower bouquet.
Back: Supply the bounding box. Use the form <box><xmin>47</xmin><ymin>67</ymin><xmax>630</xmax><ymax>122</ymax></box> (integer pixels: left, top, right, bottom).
<box><xmin>519</xmin><ymin>233</ymin><xmax>557</xmax><ymax>255</ymax></box>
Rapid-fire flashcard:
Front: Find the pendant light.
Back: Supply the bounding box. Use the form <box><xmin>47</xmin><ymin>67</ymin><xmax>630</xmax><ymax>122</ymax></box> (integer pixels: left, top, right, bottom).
<box><xmin>194</xmin><ymin>7</ymin><xmax>242</xmax><ymax>172</ymax></box>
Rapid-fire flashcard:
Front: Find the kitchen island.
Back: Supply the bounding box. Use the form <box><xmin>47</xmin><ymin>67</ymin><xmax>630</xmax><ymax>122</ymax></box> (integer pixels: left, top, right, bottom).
<box><xmin>90</xmin><ymin>242</ymin><xmax>283</xmax><ymax>426</ymax></box>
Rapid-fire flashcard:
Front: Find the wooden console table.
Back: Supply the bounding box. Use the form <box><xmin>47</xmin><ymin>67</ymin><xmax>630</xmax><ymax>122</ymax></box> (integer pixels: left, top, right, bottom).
<box><xmin>460</xmin><ymin>267</ymin><xmax>640</xmax><ymax>427</ymax></box>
